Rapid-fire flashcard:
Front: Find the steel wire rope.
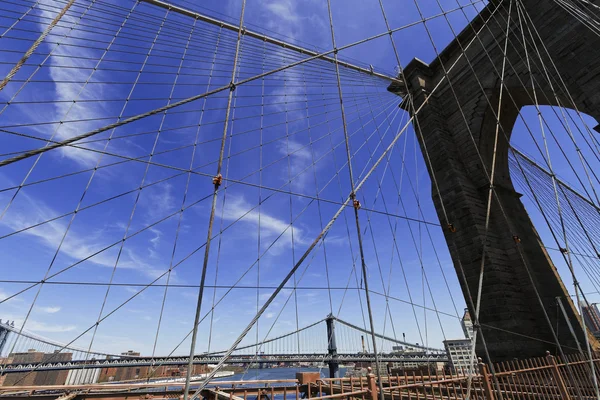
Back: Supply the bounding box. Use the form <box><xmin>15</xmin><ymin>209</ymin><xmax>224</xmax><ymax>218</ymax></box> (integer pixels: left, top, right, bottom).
<box><xmin>6</xmin><ymin>5</ymin><xmax>174</xmax><ymax>386</ymax></box>
<box><xmin>0</xmin><ymin>0</ymin><xmax>142</xmax><ymax>373</ymax></box>
<box><xmin>0</xmin><ymin>94</ymin><xmax>402</xmax><ymax>327</ymax></box>
<box><xmin>510</xmin><ymin>3</ymin><xmax>600</xmax><ymax>384</ymax></box>
<box><xmin>305</xmin><ymin>52</ymin><xmax>334</xmax><ymax>316</ymax></box>
<box><xmin>0</xmin><ymin>0</ymin><xmax>502</xmax><ymax>169</ymax></box>
<box><xmin>508</xmin><ymin>1</ymin><xmax>600</xmax><ymax>208</ymax></box>
<box><xmin>183</xmin><ymin>87</ymin><xmax>429</xmax><ymax>397</ymax></box>
<box><xmin>2</xmin><ymin>1</ymin><xmax>502</xmax><ymax>390</ymax></box>
<box><xmin>372</xmin><ymin>0</ymin><xmax>431</xmax><ymax>363</ymax></box>
<box><xmin>463</xmin><ymin>4</ymin><xmax>514</xmax><ymax>398</ymax></box>
<box><xmin>280</xmin><ymin>46</ymin><xmax>302</xmax><ymax>358</ymax></box>
<box><xmin>351</xmin><ymin>78</ymin><xmax>406</xmax><ymax>348</ymax></box>
<box><xmin>419</xmin><ymin>0</ymin><xmax>599</xmax><ymax>390</ymax></box>
<box><xmin>232</xmin><ymin>85</ymin><xmax>409</xmax><ymax>376</ymax></box>
<box><xmin>0</xmin><ymin>96</ymin><xmax>400</xmax><ymax>283</ymax></box>
<box><xmin>0</xmin><ymin>0</ymin><xmax>43</xmax><ymax>37</ymax></box>
<box><xmin>140</xmin><ymin>95</ymin><xmax>399</xmax><ymax>374</ymax></box>
<box><xmin>340</xmin><ymin>77</ymin><xmax>414</xmax><ymax>356</ymax></box>
<box><xmin>0</xmin><ymin>0</ymin><xmax>488</xmax><ymax>85</ymax></box>
<box><xmin>0</xmin><ymin>1</ymin><xmax>388</xmax><ymax>85</ymax></box>
<box><xmin>83</xmin><ymin>3</ymin><xmax>173</xmax><ymax>366</ymax></box>
<box><xmin>457</xmin><ymin>3</ymin><xmax>598</xmax><ymax>395</ymax></box>
<box><xmin>0</xmin><ymin>95</ymin><xmax>398</xmax><ymax>243</ymax></box>
<box><xmin>0</xmin><ymin>0</ymin><xmax>76</xmax><ymax>91</ymax></box>
<box><xmin>146</xmin><ymin>16</ymin><xmax>210</xmax><ymax>382</ymax></box>
<box><xmin>472</xmin><ymin>0</ymin><xmax>600</xmax><ymax>200</ymax></box>
<box><xmin>514</xmin><ymin>168</ymin><xmax>600</xmax><ymax>296</ymax></box>
<box><xmin>0</xmin><ymin>0</ymin><xmax>140</xmax><ymax>227</ymax></box>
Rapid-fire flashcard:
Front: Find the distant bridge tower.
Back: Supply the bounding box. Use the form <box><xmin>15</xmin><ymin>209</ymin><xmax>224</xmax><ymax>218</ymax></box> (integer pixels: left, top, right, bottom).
<box><xmin>0</xmin><ymin>321</ymin><xmax>10</xmax><ymax>356</ymax></box>
<box><xmin>325</xmin><ymin>315</ymin><xmax>339</xmax><ymax>378</ymax></box>
<box><xmin>389</xmin><ymin>0</ymin><xmax>600</xmax><ymax>361</ymax></box>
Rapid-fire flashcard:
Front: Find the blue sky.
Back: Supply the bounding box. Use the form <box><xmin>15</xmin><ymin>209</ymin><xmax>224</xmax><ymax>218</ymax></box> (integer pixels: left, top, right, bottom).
<box><xmin>0</xmin><ymin>0</ymin><xmax>599</xmax><ymax>360</ymax></box>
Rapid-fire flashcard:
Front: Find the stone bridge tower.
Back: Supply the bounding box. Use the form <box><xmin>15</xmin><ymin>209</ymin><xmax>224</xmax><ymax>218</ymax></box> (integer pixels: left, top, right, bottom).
<box><xmin>389</xmin><ymin>0</ymin><xmax>600</xmax><ymax>361</ymax></box>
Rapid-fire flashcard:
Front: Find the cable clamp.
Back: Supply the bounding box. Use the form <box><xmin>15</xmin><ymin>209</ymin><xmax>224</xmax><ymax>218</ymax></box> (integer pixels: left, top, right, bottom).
<box><xmin>512</xmin><ymin>235</ymin><xmax>521</xmax><ymax>243</ymax></box>
<box><xmin>333</xmin><ymin>47</ymin><xmax>338</xmax><ymax>54</ymax></box>
<box><xmin>353</xmin><ymin>199</ymin><xmax>361</xmax><ymax>210</ymax></box>
<box><xmin>212</xmin><ymin>173</ymin><xmax>223</xmax><ymax>189</ymax></box>
<box><xmin>447</xmin><ymin>223</ymin><xmax>456</xmax><ymax>233</ymax></box>
<box><xmin>369</xmin><ymin>64</ymin><xmax>374</xmax><ymax>74</ymax></box>
<box><xmin>559</xmin><ymin>247</ymin><xmax>568</xmax><ymax>254</ymax></box>
<box><xmin>229</xmin><ymin>82</ymin><xmax>236</xmax><ymax>91</ymax></box>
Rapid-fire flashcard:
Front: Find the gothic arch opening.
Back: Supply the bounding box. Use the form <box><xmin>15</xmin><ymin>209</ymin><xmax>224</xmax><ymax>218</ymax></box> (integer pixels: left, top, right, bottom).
<box><xmin>509</xmin><ymin>106</ymin><xmax>600</xmax><ymax>338</ymax></box>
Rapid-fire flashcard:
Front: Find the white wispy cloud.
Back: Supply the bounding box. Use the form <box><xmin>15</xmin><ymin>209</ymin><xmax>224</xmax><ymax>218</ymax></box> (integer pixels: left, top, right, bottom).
<box><xmin>27</xmin><ymin>320</ymin><xmax>76</xmax><ymax>333</ymax></box>
<box><xmin>256</xmin><ymin>0</ymin><xmax>326</xmax><ymax>42</ymax></box>
<box><xmin>37</xmin><ymin>306</ymin><xmax>61</xmax><ymax>314</ymax></box>
<box><xmin>0</xmin><ymin>188</ymin><xmax>166</xmax><ymax>279</ymax></box>
<box><xmin>220</xmin><ymin>195</ymin><xmax>308</xmax><ymax>254</ymax></box>
<box><xmin>277</xmin><ymin>139</ymin><xmax>315</xmax><ymax>192</ymax></box>
<box><xmin>29</xmin><ymin>1</ymin><xmax>125</xmax><ymax>168</ymax></box>
<box><xmin>1</xmin><ymin>311</ymin><xmax>76</xmax><ymax>335</ymax></box>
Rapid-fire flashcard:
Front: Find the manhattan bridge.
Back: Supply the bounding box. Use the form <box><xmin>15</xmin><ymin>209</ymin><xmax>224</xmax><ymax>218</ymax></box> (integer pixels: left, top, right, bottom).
<box><xmin>1</xmin><ymin>0</ymin><xmax>600</xmax><ymax>399</ymax></box>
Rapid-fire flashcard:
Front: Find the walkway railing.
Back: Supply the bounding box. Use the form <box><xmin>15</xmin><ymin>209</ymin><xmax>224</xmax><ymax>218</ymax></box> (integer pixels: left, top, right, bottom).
<box><xmin>0</xmin><ymin>351</ymin><xmax>598</xmax><ymax>399</ymax></box>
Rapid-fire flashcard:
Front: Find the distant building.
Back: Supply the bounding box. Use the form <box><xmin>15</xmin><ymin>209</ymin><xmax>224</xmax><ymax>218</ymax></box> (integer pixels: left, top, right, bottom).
<box><xmin>461</xmin><ymin>309</ymin><xmax>473</xmax><ymax>340</ymax></box>
<box><xmin>2</xmin><ymin>349</ymin><xmax>72</xmax><ymax>387</ymax></box>
<box><xmin>442</xmin><ymin>309</ymin><xmax>476</xmax><ymax>374</ymax></box>
<box><xmin>121</xmin><ymin>350</ymin><xmax>141</xmax><ymax>357</ymax></box>
<box><xmin>443</xmin><ymin>339</ymin><xmax>475</xmax><ymax>374</ymax></box>
<box><xmin>581</xmin><ymin>301</ymin><xmax>600</xmax><ymax>338</ymax></box>
<box><xmin>387</xmin><ymin>346</ymin><xmax>443</xmax><ymax>374</ymax></box>
<box><xmin>65</xmin><ymin>367</ymin><xmax>101</xmax><ymax>385</ymax></box>
<box><xmin>98</xmin><ymin>350</ymin><xmax>207</xmax><ymax>382</ymax></box>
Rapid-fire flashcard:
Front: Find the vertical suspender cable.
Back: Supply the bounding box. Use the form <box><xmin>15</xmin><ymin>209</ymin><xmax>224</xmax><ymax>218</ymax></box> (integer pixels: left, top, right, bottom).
<box><xmin>324</xmin><ymin>1</ymin><xmax>386</xmax><ymax>398</ymax></box>
<box><xmin>182</xmin><ymin>2</ymin><xmax>247</xmax><ymax>399</ymax></box>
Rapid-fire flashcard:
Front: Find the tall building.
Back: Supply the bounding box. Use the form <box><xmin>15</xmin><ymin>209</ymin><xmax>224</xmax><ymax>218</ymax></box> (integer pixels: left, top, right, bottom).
<box><xmin>461</xmin><ymin>309</ymin><xmax>473</xmax><ymax>340</ymax></box>
<box><xmin>581</xmin><ymin>301</ymin><xmax>600</xmax><ymax>338</ymax></box>
<box><xmin>443</xmin><ymin>309</ymin><xmax>476</xmax><ymax>374</ymax></box>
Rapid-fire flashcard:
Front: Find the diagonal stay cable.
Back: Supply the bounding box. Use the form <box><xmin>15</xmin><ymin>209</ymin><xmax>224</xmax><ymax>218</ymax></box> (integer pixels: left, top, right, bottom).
<box><xmin>3</xmin><ymin>4</ymin><xmax>470</xmax><ymax>169</ymax></box>
<box><xmin>184</xmin><ymin>17</ymin><xmax>508</xmax><ymax>396</ymax></box>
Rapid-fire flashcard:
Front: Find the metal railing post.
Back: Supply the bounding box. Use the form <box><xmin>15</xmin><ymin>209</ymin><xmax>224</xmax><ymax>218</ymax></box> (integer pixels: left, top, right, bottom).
<box><xmin>478</xmin><ymin>359</ymin><xmax>495</xmax><ymax>400</ymax></box>
<box><xmin>546</xmin><ymin>351</ymin><xmax>571</xmax><ymax>400</ymax></box>
<box><xmin>367</xmin><ymin>368</ymin><xmax>378</xmax><ymax>400</ymax></box>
